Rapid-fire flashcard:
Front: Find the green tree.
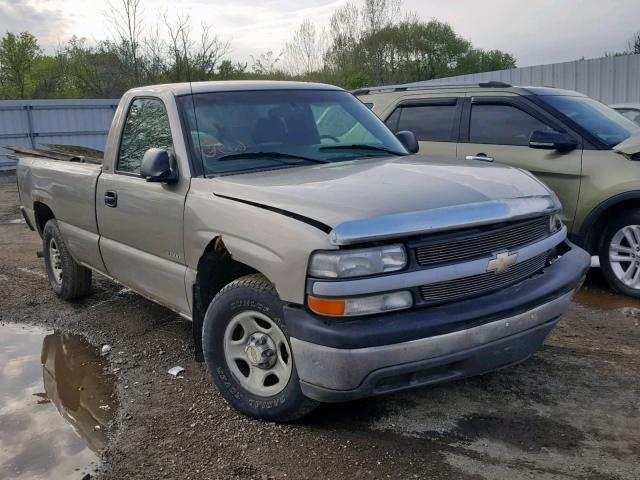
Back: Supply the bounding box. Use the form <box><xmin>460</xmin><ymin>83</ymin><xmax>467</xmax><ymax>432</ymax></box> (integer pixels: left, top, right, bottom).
<box><xmin>453</xmin><ymin>49</ymin><xmax>516</xmax><ymax>76</ymax></box>
<box><xmin>0</xmin><ymin>31</ymin><xmax>41</xmax><ymax>98</ymax></box>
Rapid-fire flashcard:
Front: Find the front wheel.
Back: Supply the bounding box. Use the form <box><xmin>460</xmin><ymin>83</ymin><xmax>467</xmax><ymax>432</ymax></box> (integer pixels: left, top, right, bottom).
<box><xmin>600</xmin><ymin>210</ymin><xmax>640</xmax><ymax>298</ymax></box>
<box><xmin>202</xmin><ymin>274</ymin><xmax>318</xmax><ymax>422</ymax></box>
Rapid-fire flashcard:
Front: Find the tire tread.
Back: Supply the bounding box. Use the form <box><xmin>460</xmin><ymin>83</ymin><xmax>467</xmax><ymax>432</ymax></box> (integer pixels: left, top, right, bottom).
<box><xmin>43</xmin><ymin>220</ymin><xmax>92</xmax><ymax>300</ymax></box>
<box><xmin>202</xmin><ymin>273</ymin><xmax>319</xmax><ymax>422</ymax></box>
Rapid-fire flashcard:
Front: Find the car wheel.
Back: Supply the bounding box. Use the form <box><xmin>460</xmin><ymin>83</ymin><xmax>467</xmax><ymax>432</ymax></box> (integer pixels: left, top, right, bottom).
<box><xmin>202</xmin><ymin>274</ymin><xmax>318</xmax><ymax>422</ymax></box>
<box><xmin>42</xmin><ymin>220</ymin><xmax>92</xmax><ymax>300</ymax></box>
<box><xmin>600</xmin><ymin>210</ymin><xmax>640</xmax><ymax>298</ymax></box>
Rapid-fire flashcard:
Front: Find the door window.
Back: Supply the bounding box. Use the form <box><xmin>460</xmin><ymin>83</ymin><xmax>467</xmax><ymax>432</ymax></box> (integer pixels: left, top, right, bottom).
<box><xmin>469</xmin><ymin>104</ymin><xmax>554</xmax><ymax>146</ymax></box>
<box><xmin>390</xmin><ymin>105</ymin><xmax>457</xmax><ymax>141</ymax></box>
<box><xmin>117</xmin><ymin>98</ymin><xmax>173</xmax><ymax>174</ymax></box>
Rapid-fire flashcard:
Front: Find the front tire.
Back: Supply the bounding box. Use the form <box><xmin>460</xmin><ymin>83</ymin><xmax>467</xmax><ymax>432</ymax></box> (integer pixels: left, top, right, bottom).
<box><xmin>42</xmin><ymin>220</ymin><xmax>92</xmax><ymax>300</ymax></box>
<box><xmin>202</xmin><ymin>274</ymin><xmax>318</xmax><ymax>422</ymax></box>
<box><xmin>600</xmin><ymin>210</ymin><xmax>640</xmax><ymax>298</ymax></box>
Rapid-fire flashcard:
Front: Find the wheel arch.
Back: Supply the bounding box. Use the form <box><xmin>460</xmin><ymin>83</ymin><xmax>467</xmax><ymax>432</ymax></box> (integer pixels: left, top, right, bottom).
<box><xmin>193</xmin><ymin>236</ymin><xmax>259</xmax><ymax>321</ymax></box>
<box><xmin>578</xmin><ymin>191</ymin><xmax>640</xmax><ymax>254</ymax></box>
<box><xmin>33</xmin><ymin>201</ymin><xmax>55</xmax><ymax>236</ymax></box>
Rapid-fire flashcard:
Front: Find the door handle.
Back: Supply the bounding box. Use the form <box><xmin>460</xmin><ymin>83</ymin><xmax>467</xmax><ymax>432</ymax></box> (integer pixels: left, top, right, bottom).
<box><xmin>465</xmin><ymin>153</ymin><xmax>494</xmax><ymax>162</ymax></box>
<box><xmin>104</xmin><ymin>191</ymin><xmax>118</xmax><ymax>207</ymax></box>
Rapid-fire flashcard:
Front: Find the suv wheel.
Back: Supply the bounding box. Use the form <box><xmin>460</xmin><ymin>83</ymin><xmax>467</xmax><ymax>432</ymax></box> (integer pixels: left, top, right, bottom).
<box><xmin>600</xmin><ymin>210</ymin><xmax>640</xmax><ymax>298</ymax></box>
<box><xmin>42</xmin><ymin>220</ymin><xmax>92</xmax><ymax>299</ymax></box>
<box><xmin>202</xmin><ymin>274</ymin><xmax>318</xmax><ymax>422</ymax></box>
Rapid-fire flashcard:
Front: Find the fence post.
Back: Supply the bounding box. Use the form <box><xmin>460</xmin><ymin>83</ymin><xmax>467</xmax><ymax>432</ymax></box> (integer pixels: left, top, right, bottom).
<box><xmin>24</xmin><ymin>105</ymin><xmax>36</xmax><ymax>148</ymax></box>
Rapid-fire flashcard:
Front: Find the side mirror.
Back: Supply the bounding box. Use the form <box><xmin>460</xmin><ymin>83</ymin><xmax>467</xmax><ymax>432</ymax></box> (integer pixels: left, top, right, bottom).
<box><xmin>396</xmin><ymin>130</ymin><xmax>419</xmax><ymax>154</ymax></box>
<box><xmin>140</xmin><ymin>148</ymin><xmax>178</xmax><ymax>184</ymax></box>
<box><xmin>529</xmin><ymin>130</ymin><xmax>577</xmax><ymax>152</ymax></box>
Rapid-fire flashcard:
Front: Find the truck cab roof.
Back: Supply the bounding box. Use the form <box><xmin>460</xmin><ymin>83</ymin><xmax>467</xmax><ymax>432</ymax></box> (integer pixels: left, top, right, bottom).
<box><xmin>126</xmin><ymin>80</ymin><xmax>344</xmax><ymax>97</ymax></box>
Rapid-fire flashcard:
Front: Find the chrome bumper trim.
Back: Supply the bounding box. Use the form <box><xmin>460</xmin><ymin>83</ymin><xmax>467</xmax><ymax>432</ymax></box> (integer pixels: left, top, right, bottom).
<box><xmin>291</xmin><ymin>288</ymin><xmax>574</xmax><ymax>391</ymax></box>
<box><xmin>329</xmin><ymin>196</ymin><xmax>560</xmax><ymax>246</ymax></box>
<box><xmin>312</xmin><ymin>227</ymin><xmax>566</xmax><ymax>297</ymax></box>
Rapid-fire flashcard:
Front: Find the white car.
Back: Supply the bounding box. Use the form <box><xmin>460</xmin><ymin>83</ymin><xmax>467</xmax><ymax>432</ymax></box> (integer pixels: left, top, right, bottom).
<box><xmin>611</xmin><ymin>104</ymin><xmax>640</xmax><ymax>125</ymax></box>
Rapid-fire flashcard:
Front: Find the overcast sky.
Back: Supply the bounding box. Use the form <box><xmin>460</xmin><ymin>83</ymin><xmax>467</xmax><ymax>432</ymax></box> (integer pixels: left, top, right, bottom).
<box><xmin>1</xmin><ymin>0</ymin><xmax>639</xmax><ymax>68</ymax></box>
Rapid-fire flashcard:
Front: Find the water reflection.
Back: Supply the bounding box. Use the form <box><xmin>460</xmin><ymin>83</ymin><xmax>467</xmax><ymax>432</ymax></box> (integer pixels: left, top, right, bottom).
<box><xmin>0</xmin><ymin>324</ymin><xmax>116</xmax><ymax>479</ymax></box>
<box><xmin>41</xmin><ymin>333</ymin><xmax>115</xmax><ymax>453</ymax></box>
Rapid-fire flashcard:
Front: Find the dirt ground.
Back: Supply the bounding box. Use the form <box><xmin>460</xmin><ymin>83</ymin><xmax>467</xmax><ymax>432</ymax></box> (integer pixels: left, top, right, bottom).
<box><xmin>1</xmin><ymin>176</ymin><xmax>639</xmax><ymax>480</ymax></box>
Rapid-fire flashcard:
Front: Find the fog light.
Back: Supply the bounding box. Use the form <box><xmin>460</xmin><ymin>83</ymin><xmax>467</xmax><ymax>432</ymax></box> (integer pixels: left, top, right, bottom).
<box><xmin>308</xmin><ymin>291</ymin><xmax>413</xmax><ymax>317</ymax></box>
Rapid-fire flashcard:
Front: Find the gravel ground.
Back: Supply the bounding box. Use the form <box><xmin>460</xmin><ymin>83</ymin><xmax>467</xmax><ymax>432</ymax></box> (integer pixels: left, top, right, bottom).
<box><xmin>1</xmin><ymin>177</ymin><xmax>639</xmax><ymax>480</ymax></box>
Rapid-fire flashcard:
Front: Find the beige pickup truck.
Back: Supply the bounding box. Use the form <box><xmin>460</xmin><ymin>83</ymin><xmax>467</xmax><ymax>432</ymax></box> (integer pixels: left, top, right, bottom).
<box><xmin>14</xmin><ymin>81</ymin><xmax>590</xmax><ymax>421</ymax></box>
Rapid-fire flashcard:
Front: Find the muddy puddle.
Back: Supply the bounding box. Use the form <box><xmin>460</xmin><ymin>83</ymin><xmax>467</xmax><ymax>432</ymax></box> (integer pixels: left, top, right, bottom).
<box><xmin>0</xmin><ymin>323</ymin><xmax>116</xmax><ymax>479</ymax></box>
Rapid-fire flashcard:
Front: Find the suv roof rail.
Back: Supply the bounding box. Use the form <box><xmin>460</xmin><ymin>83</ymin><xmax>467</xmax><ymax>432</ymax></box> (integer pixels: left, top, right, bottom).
<box><xmin>351</xmin><ymin>80</ymin><xmax>513</xmax><ymax>96</ymax></box>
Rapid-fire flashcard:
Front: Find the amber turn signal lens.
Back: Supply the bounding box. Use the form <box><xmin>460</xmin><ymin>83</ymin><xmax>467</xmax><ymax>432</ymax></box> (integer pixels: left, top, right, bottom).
<box><xmin>307</xmin><ymin>296</ymin><xmax>346</xmax><ymax>316</ymax></box>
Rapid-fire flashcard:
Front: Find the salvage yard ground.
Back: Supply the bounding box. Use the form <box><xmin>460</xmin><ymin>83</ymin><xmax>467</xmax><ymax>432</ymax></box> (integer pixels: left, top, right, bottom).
<box><xmin>0</xmin><ymin>176</ymin><xmax>639</xmax><ymax>480</ymax></box>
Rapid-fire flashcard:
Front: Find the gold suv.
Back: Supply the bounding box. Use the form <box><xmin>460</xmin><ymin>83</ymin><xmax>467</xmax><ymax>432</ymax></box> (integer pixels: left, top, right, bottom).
<box><xmin>356</xmin><ymin>81</ymin><xmax>640</xmax><ymax>297</ymax></box>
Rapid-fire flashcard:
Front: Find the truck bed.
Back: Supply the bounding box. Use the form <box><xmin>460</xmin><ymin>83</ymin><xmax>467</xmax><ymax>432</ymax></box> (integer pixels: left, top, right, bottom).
<box><xmin>17</xmin><ymin>154</ymin><xmax>105</xmax><ymax>271</ymax></box>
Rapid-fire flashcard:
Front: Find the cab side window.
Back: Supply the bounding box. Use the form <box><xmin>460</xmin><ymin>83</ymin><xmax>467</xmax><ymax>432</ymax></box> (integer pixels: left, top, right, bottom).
<box><xmin>469</xmin><ymin>104</ymin><xmax>554</xmax><ymax>146</ymax></box>
<box><xmin>117</xmin><ymin>98</ymin><xmax>173</xmax><ymax>174</ymax></box>
<box><xmin>386</xmin><ymin>104</ymin><xmax>457</xmax><ymax>142</ymax></box>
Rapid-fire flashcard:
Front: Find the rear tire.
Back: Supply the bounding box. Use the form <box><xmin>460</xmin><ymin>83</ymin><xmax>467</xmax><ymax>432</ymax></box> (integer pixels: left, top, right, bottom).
<box><xmin>42</xmin><ymin>220</ymin><xmax>92</xmax><ymax>300</ymax></box>
<box><xmin>600</xmin><ymin>210</ymin><xmax>640</xmax><ymax>298</ymax></box>
<box><xmin>202</xmin><ymin>274</ymin><xmax>318</xmax><ymax>422</ymax></box>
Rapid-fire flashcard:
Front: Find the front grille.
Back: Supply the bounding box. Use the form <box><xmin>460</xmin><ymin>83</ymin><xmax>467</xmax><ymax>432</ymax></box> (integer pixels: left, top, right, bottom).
<box><xmin>415</xmin><ymin>216</ymin><xmax>550</xmax><ymax>267</ymax></box>
<box><xmin>419</xmin><ymin>252</ymin><xmax>548</xmax><ymax>306</ymax></box>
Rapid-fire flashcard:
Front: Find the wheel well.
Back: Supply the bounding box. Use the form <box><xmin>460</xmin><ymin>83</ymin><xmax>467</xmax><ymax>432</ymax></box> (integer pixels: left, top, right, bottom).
<box><xmin>583</xmin><ymin>198</ymin><xmax>640</xmax><ymax>254</ymax></box>
<box><xmin>33</xmin><ymin>202</ymin><xmax>55</xmax><ymax>236</ymax></box>
<box><xmin>194</xmin><ymin>237</ymin><xmax>257</xmax><ymax>317</ymax></box>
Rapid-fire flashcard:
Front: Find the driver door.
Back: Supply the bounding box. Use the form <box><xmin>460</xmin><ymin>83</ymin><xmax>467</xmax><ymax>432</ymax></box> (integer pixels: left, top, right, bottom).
<box><xmin>96</xmin><ymin>97</ymin><xmax>191</xmax><ymax>314</ymax></box>
<box><xmin>457</xmin><ymin>95</ymin><xmax>583</xmax><ymax>228</ymax></box>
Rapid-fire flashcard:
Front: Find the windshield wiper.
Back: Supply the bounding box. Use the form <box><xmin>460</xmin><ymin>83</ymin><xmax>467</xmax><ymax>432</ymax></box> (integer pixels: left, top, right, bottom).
<box><xmin>217</xmin><ymin>151</ymin><xmax>329</xmax><ymax>164</ymax></box>
<box><xmin>318</xmin><ymin>144</ymin><xmax>405</xmax><ymax>155</ymax></box>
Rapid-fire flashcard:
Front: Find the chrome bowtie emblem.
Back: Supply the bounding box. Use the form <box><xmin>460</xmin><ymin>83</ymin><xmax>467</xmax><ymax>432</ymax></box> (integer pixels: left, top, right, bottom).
<box><xmin>487</xmin><ymin>251</ymin><xmax>518</xmax><ymax>274</ymax></box>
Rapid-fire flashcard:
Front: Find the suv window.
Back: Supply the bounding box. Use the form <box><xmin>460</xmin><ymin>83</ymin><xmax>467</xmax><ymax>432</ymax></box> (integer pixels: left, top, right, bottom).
<box><xmin>118</xmin><ymin>98</ymin><xmax>173</xmax><ymax>174</ymax></box>
<box><xmin>470</xmin><ymin>104</ymin><xmax>553</xmax><ymax>146</ymax></box>
<box><xmin>617</xmin><ymin>109</ymin><xmax>640</xmax><ymax>125</ymax></box>
<box><xmin>542</xmin><ymin>95</ymin><xmax>640</xmax><ymax>148</ymax></box>
<box><xmin>389</xmin><ymin>105</ymin><xmax>456</xmax><ymax>142</ymax></box>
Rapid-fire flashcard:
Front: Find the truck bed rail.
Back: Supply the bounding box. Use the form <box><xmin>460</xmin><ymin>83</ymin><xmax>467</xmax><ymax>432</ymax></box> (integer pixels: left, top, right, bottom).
<box><xmin>3</xmin><ymin>144</ymin><xmax>103</xmax><ymax>165</ymax></box>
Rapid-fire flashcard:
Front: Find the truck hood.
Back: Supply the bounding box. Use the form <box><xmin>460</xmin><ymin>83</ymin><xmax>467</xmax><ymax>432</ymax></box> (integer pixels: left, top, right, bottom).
<box><xmin>210</xmin><ymin>155</ymin><xmax>559</xmax><ymax>245</ymax></box>
<box><xmin>614</xmin><ymin>132</ymin><xmax>640</xmax><ymax>155</ymax></box>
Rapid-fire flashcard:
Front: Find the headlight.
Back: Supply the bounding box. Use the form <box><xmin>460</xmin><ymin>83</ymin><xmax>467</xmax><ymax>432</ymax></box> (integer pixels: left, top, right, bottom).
<box><xmin>308</xmin><ymin>291</ymin><xmax>413</xmax><ymax>317</ymax></box>
<box><xmin>308</xmin><ymin>244</ymin><xmax>407</xmax><ymax>279</ymax></box>
<box><xmin>549</xmin><ymin>213</ymin><xmax>563</xmax><ymax>234</ymax></box>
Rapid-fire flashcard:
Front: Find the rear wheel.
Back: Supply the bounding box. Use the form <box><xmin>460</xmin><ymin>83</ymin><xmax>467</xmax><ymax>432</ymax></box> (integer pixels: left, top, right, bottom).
<box><xmin>600</xmin><ymin>210</ymin><xmax>640</xmax><ymax>298</ymax></box>
<box><xmin>42</xmin><ymin>220</ymin><xmax>92</xmax><ymax>300</ymax></box>
<box><xmin>202</xmin><ymin>274</ymin><xmax>318</xmax><ymax>422</ymax></box>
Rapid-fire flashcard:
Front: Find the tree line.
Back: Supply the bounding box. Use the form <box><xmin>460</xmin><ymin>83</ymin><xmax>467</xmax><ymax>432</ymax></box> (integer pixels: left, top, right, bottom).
<box><xmin>2</xmin><ymin>0</ymin><xmax>519</xmax><ymax>99</ymax></box>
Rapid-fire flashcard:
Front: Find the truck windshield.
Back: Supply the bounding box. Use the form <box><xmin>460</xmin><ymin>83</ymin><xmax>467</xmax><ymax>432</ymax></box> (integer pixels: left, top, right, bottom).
<box><xmin>177</xmin><ymin>89</ymin><xmax>407</xmax><ymax>176</ymax></box>
<box><xmin>541</xmin><ymin>95</ymin><xmax>640</xmax><ymax>148</ymax></box>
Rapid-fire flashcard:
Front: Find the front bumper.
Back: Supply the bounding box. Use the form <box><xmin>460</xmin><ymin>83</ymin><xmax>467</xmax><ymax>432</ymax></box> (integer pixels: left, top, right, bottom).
<box><xmin>285</xmin><ymin>241</ymin><xmax>590</xmax><ymax>402</ymax></box>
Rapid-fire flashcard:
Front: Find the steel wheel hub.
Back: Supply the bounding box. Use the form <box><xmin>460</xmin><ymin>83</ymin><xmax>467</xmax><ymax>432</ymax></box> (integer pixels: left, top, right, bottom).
<box><xmin>609</xmin><ymin>225</ymin><xmax>640</xmax><ymax>289</ymax></box>
<box><xmin>244</xmin><ymin>332</ymin><xmax>277</xmax><ymax>369</ymax></box>
<box><xmin>49</xmin><ymin>239</ymin><xmax>63</xmax><ymax>284</ymax></box>
<box><xmin>223</xmin><ymin>310</ymin><xmax>293</xmax><ymax>397</ymax></box>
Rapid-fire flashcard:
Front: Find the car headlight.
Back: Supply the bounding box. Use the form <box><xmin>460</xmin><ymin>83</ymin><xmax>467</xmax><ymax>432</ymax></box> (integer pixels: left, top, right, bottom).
<box><xmin>549</xmin><ymin>213</ymin><xmax>563</xmax><ymax>234</ymax></box>
<box><xmin>308</xmin><ymin>244</ymin><xmax>407</xmax><ymax>279</ymax></box>
<box><xmin>308</xmin><ymin>291</ymin><xmax>413</xmax><ymax>317</ymax></box>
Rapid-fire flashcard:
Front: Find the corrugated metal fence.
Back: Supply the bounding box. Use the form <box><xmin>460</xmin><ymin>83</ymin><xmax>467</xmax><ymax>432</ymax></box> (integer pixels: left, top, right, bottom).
<box><xmin>0</xmin><ymin>99</ymin><xmax>118</xmax><ymax>171</ymax></box>
<box><xmin>421</xmin><ymin>54</ymin><xmax>640</xmax><ymax>104</ymax></box>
